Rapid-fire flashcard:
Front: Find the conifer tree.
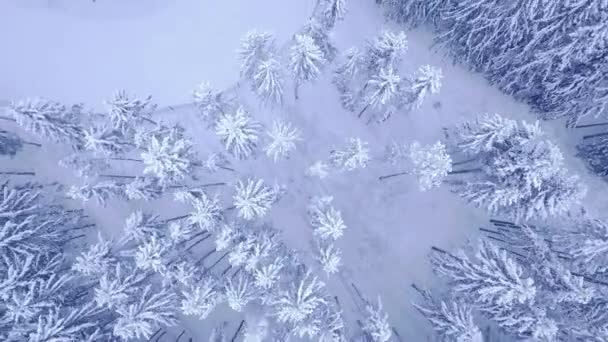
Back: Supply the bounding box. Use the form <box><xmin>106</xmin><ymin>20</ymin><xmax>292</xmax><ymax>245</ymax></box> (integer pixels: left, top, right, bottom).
<box><xmin>289</xmin><ymin>34</ymin><xmax>327</xmax><ymax>100</ymax></box>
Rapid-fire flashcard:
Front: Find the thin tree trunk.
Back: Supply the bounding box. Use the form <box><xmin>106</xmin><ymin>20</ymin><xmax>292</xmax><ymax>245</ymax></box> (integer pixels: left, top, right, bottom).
<box><xmin>294</xmin><ymin>84</ymin><xmax>300</xmax><ymax>100</ymax></box>
<box><xmin>351</xmin><ymin>282</ymin><xmax>367</xmax><ymax>305</ymax></box>
<box><xmin>195</xmin><ymin>248</ymin><xmax>217</xmax><ymax>266</ymax></box>
<box><xmin>583</xmin><ymin>132</ymin><xmax>608</xmax><ymax>140</ymax></box>
<box><xmin>175</xmin><ymin>330</ymin><xmax>186</xmax><ymax>342</ymax></box>
<box><xmin>98</xmin><ymin>174</ymin><xmax>137</xmax><ymax>179</ymax></box>
<box><xmin>110</xmin><ymin>157</ymin><xmax>143</xmax><ymax>162</ymax></box>
<box><xmin>231</xmin><ymin>267</ymin><xmax>243</xmax><ymax>279</ymax></box>
<box><xmin>0</xmin><ymin>115</ymin><xmax>16</xmax><ymax>122</ymax></box>
<box><xmin>0</xmin><ymin>171</ymin><xmax>35</xmax><ymax>176</ymax></box>
<box><xmin>378</xmin><ymin>170</ymin><xmax>409</xmax><ymax>181</ymax></box>
<box><xmin>219</xmin><ymin>165</ymin><xmax>235</xmax><ymax>172</ymax></box>
<box><xmin>447</xmin><ymin>167</ymin><xmax>483</xmax><ymax>175</ymax></box>
<box><xmin>163</xmin><ymin>214</ymin><xmax>190</xmax><ymax>223</ymax></box>
<box><xmin>358</xmin><ymin>103</ymin><xmax>371</xmax><ymax>118</ymax></box>
<box><xmin>148</xmin><ymin>328</ymin><xmax>162</xmax><ymax>341</ymax></box>
<box><xmin>143</xmin><ymin>117</ymin><xmax>158</xmax><ymax>125</ymax></box>
<box><xmin>479</xmin><ymin>227</ymin><xmax>505</xmax><ymax>237</ymax></box>
<box><xmin>64</xmin><ymin>223</ymin><xmax>95</xmax><ymax>232</ymax></box>
<box><xmin>23</xmin><ymin>141</ymin><xmax>42</xmax><ymax>147</ymax></box>
<box><xmin>452</xmin><ymin>157</ymin><xmax>477</xmax><ymax>166</ymax></box>
<box><xmin>168</xmin><ymin>182</ymin><xmax>226</xmax><ymax>189</ymax></box>
<box><xmin>210</xmin><ymin>251</ymin><xmax>230</xmax><ymax>270</ymax></box>
<box><xmin>155</xmin><ymin>331</ymin><xmax>166</xmax><ymax>342</ymax></box>
<box><xmin>64</xmin><ymin>234</ymin><xmax>86</xmax><ymax>242</ymax></box>
<box><xmin>575</xmin><ymin>122</ymin><xmax>608</xmax><ymax>129</ymax></box>
<box><xmin>184</xmin><ymin>234</ymin><xmax>212</xmax><ymax>253</ymax></box>
<box><xmin>221</xmin><ymin>264</ymin><xmax>232</xmax><ymax>276</ymax></box>
<box><xmin>230</xmin><ymin>320</ymin><xmax>246</xmax><ymax>342</ymax></box>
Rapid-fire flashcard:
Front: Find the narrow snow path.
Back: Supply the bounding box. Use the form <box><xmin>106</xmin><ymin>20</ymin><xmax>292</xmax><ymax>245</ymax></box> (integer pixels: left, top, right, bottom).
<box><xmin>2</xmin><ymin>0</ymin><xmax>608</xmax><ymax>340</ymax></box>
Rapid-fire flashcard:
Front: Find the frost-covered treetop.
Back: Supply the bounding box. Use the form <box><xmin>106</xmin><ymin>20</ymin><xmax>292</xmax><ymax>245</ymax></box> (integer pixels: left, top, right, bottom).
<box><xmin>455</xmin><ymin>113</ymin><xmax>543</xmax><ymax>155</ymax></box>
<box><xmin>105</xmin><ymin>90</ymin><xmax>156</xmax><ymax>135</ymax></box>
<box><xmin>141</xmin><ymin>124</ymin><xmax>197</xmax><ymax>185</ymax></box>
<box><xmin>6</xmin><ymin>98</ymin><xmax>85</xmax><ymax>145</ymax></box>
<box><xmin>409</xmin><ymin>65</ymin><xmax>443</xmax><ymax>109</ymax></box>
<box><xmin>367</xmin><ymin>30</ymin><xmax>408</xmax><ymax>72</ymax></box>
<box><xmin>365</xmin><ymin>66</ymin><xmax>401</xmax><ymax>109</ymax></box>
<box><xmin>319</xmin><ymin>0</ymin><xmax>347</xmax><ymax>29</ymax></box>
<box><xmin>192</xmin><ymin>81</ymin><xmax>225</xmax><ymax>123</ymax></box>
<box><xmin>289</xmin><ymin>34</ymin><xmax>327</xmax><ymax>85</ymax></box>
<box><xmin>308</xmin><ymin>196</ymin><xmax>346</xmax><ymax>241</ymax></box>
<box><xmin>264</xmin><ymin>120</ymin><xmax>302</xmax><ymax>162</ymax></box>
<box><xmin>409</xmin><ymin>141</ymin><xmax>452</xmax><ymax>191</ymax></box>
<box><xmin>253</xmin><ymin>58</ymin><xmax>285</xmax><ymax>106</ymax></box>
<box><xmin>330</xmin><ymin>137</ymin><xmax>371</xmax><ymax>171</ymax></box>
<box><xmin>361</xmin><ymin>298</ymin><xmax>392</xmax><ymax>342</ymax></box>
<box><xmin>239</xmin><ymin>30</ymin><xmax>277</xmax><ymax>79</ymax></box>
<box><xmin>233</xmin><ymin>178</ymin><xmax>276</xmax><ymax>221</ymax></box>
<box><xmin>215</xmin><ymin>106</ymin><xmax>261</xmax><ymax>159</ymax></box>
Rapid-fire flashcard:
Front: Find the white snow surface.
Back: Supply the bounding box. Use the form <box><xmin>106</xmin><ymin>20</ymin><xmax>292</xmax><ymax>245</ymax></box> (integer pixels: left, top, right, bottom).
<box><xmin>3</xmin><ymin>0</ymin><xmax>608</xmax><ymax>340</ymax></box>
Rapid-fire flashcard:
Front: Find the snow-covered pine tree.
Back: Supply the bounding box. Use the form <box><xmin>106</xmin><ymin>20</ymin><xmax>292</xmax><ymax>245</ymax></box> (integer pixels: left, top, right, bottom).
<box><xmin>577</xmin><ymin>134</ymin><xmax>608</xmax><ymax>177</ymax></box>
<box><xmin>113</xmin><ymin>285</ymin><xmax>178</xmax><ymax>340</ymax></box>
<box><xmin>264</xmin><ymin>120</ymin><xmax>302</xmax><ymax>162</ymax></box>
<box><xmin>359</xmin><ymin>65</ymin><xmax>401</xmax><ymax>120</ymax></box>
<box><xmin>225</xmin><ymin>272</ymin><xmax>258</xmax><ymax>312</ymax></box>
<box><xmin>318</xmin><ymin>0</ymin><xmax>347</xmax><ymax>30</ymax></box>
<box><xmin>238</xmin><ymin>30</ymin><xmax>277</xmax><ymax>81</ymax></box>
<box><xmin>330</xmin><ymin>137</ymin><xmax>371</xmax><ymax>171</ymax></box>
<box><xmin>306</xmin><ymin>160</ymin><xmax>330</xmax><ymax>179</ymax></box>
<box><xmin>82</xmin><ymin>124</ymin><xmax>132</xmax><ymax>156</ymax></box>
<box><xmin>105</xmin><ymin>90</ymin><xmax>156</xmax><ymax>136</ymax></box>
<box><xmin>186</xmin><ymin>190</ymin><xmax>223</xmax><ymax>232</ymax></box>
<box><xmin>289</xmin><ymin>34</ymin><xmax>327</xmax><ymax>100</ymax></box>
<box><xmin>360</xmin><ymin>297</ymin><xmax>392</xmax><ymax>342</ymax></box>
<box><xmin>180</xmin><ymin>276</ymin><xmax>221</xmax><ymax>319</ymax></box>
<box><xmin>365</xmin><ymin>30</ymin><xmax>408</xmax><ymax>74</ymax></box>
<box><xmin>407</xmin><ymin>64</ymin><xmax>443</xmax><ymax>110</ymax></box>
<box><xmin>299</xmin><ymin>18</ymin><xmax>338</xmax><ymax>63</ymax></box>
<box><xmin>253</xmin><ymin>58</ymin><xmax>285</xmax><ymax>106</ymax></box>
<box><xmin>412</xmin><ymin>286</ymin><xmax>483</xmax><ymax>342</ymax></box>
<box><xmin>124</xmin><ymin>177</ymin><xmax>164</xmax><ymax>201</ymax></box>
<box><xmin>121</xmin><ymin>210</ymin><xmax>166</xmax><ymax>245</ymax></box>
<box><xmin>215</xmin><ymin>106</ymin><xmax>261</xmax><ymax>159</ymax></box>
<box><xmin>449</xmin><ymin>113</ymin><xmax>587</xmax><ymax>220</ymax></box>
<box><xmin>314</xmin><ymin>241</ymin><xmax>342</xmax><ymax>276</ymax></box>
<box><xmin>307</xmin><ymin>196</ymin><xmax>346</xmax><ymax>241</ymax></box>
<box><xmin>6</xmin><ymin>98</ymin><xmax>85</xmax><ymax>147</ymax></box>
<box><xmin>408</xmin><ymin>141</ymin><xmax>452</xmax><ymax>191</ymax></box>
<box><xmin>381</xmin><ymin>0</ymin><xmax>444</xmax><ymax>28</ymax></box>
<box><xmin>273</xmin><ymin>269</ymin><xmax>327</xmax><ymax>327</ymax></box>
<box><xmin>66</xmin><ymin>181</ymin><xmax>124</xmax><ymax>206</ymax></box>
<box><xmin>233</xmin><ymin>178</ymin><xmax>275</xmax><ymax>221</ymax></box>
<box><xmin>193</xmin><ymin>81</ymin><xmax>227</xmax><ymax>124</ymax></box>
<box><xmin>140</xmin><ymin>124</ymin><xmax>197</xmax><ymax>185</ymax></box>
<box><xmin>333</xmin><ymin>47</ymin><xmax>364</xmax><ymax>111</ymax></box>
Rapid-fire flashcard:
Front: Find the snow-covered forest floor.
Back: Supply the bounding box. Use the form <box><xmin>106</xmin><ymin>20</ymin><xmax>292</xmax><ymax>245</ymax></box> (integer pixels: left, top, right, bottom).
<box><xmin>3</xmin><ymin>0</ymin><xmax>608</xmax><ymax>340</ymax></box>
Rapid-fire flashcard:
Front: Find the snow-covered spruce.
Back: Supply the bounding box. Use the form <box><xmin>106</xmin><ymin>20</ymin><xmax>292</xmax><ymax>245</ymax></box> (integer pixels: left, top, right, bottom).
<box><xmin>289</xmin><ymin>34</ymin><xmax>327</xmax><ymax>100</ymax></box>
<box><xmin>82</xmin><ymin>124</ymin><xmax>132</xmax><ymax>156</ymax></box>
<box><xmin>412</xmin><ymin>286</ymin><xmax>483</xmax><ymax>342</ymax></box>
<box><xmin>407</xmin><ymin>64</ymin><xmax>443</xmax><ymax>110</ymax></box>
<box><xmin>448</xmin><ymin>113</ymin><xmax>587</xmax><ymax>220</ymax></box>
<box><xmin>73</xmin><ymin>233</ymin><xmax>115</xmax><ymax>277</ymax></box>
<box><xmin>6</xmin><ymin>98</ymin><xmax>85</xmax><ymax>147</ymax></box>
<box><xmin>365</xmin><ymin>30</ymin><xmax>408</xmax><ymax>74</ymax></box>
<box><xmin>359</xmin><ymin>65</ymin><xmax>401</xmax><ymax>120</ymax></box>
<box><xmin>180</xmin><ymin>276</ymin><xmax>221</xmax><ymax>319</ymax></box>
<box><xmin>121</xmin><ymin>210</ymin><xmax>165</xmax><ymax>244</ymax></box>
<box><xmin>307</xmin><ymin>196</ymin><xmax>346</xmax><ymax>241</ymax></box>
<box><xmin>233</xmin><ymin>178</ymin><xmax>276</xmax><ymax>221</ymax></box>
<box><xmin>238</xmin><ymin>30</ymin><xmax>277</xmax><ymax>81</ymax></box>
<box><xmin>318</xmin><ymin>0</ymin><xmax>347</xmax><ymax>30</ymax></box>
<box><xmin>140</xmin><ymin>124</ymin><xmax>197</xmax><ymax>185</ymax></box>
<box><xmin>124</xmin><ymin>177</ymin><xmax>164</xmax><ymax>201</ymax></box>
<box><xmin>408</xmin><ymin>141</ymin><xmax>452</xmax><ymax>191</ymax></box>
<box><xmin>273</xmin><ymin>270</ymin><xmax>326</xmax><ymax>326</ymax></box>
<box><xmin>105</xmin><ymin>90</ymin><xmax>156</xmax><ymax>136</ymax></box>
<box><xmin>215</xmin><ymin>106</ymin><xmax>261</xmax><ymax>159</ymax></box>
<box><xmin>113</xmin><ymin>285</ymin><xmax>178</xmax><ymax>340</ymax></box>
<box><xmin>264</xmin><ymin>120</ymin><xmax>302</xmax><ymax>162</ymax></box>
<box><xmin>66</xmin><ymin>181</ymin><xmax>124</xmax><ymax>206</ymax></box>
<box><xmin>360</xmin><ymin>297</ymin><xmax>392</xmax><ymax>342</ymax></box>
<box><xmin>193</xmin><ymin>81</ymin><xmax>227</xmax><ymax>124</ymax></box>
<box><xmin>253</xmin><ymin>58</ymin><xmax>285</xmax><ymax>106</ymax></box>
<box><xmin>59</xmin><ymin>153</ymin><xmax>111</xmax><ymax>178</ymax></box>
<box><xmin>306</xmin><ymin>160</ymin><xmax>330</xmax><ymax>179</ymax></box>
<box><xmin>314</xmin><ymin>241</ymin><xmax>342</xmax><ymax>276</ymax></box>
<box><xmin>298</xmin><ymin>17</ymin><xmax>338</xmax><ymax>63</ymax></box>
<box><xmin>330</xmin><ymin>137</ymin><xmax>371</xmax><ymax>171</ymax></box>
<box><xmin>225</xmin><ymin>272</ymin><xmax>258</xmax><ymax>312</ymax></box>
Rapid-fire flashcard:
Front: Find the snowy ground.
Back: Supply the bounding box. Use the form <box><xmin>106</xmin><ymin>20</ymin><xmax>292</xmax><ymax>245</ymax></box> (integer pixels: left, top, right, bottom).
<box><xmin>3</xmin><ymin>0</ymin><xmax>608</xmax><ymax>340</ymax></box>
